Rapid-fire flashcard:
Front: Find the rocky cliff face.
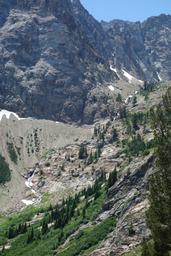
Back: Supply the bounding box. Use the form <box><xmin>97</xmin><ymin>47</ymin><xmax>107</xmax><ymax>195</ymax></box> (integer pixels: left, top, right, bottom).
<box><xmin>0</xmin><ymin>0</ymin><xmax>114</xmax><ymax>123</ymax></box>
<box><xmin>102</xmin><ymin>14</ymin><xmax>171</xmax><ymax>81</ymax></box>
<box><xmin>0</xmin><ymin>0</ymin><xmax>171</xmax><ymax>123</ymax></box>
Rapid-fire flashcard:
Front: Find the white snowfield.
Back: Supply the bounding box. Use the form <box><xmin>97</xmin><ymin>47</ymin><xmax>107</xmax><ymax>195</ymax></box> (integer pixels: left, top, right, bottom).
<box><xmin>22</xmin><ymin>170</ymin><xmax>42</xmax><ymax>206</ymax></box>
<box><xmin>110</xmin><ymin>65</ymin><xmax>117</xmax><ymax>73</ymax></box>
<box><xmin>0</xmin><ymin>109</ymin><xmax>62</xmax><ymax>124</ymax></box>
<box><xmin>21</xmin><ymin>199</ymin><xmax>35</xmax><ymax>206</ymax></box>
<box><xmin>108</xmin><ymin>85</ymin><xmax>115</xmax><ymax>91</ymax></box>
<box><xmin>0</xmin><ymin>110</ymin><xmax>22</xmax><ymax>121</ymax></box>
<box><xmin>122</xmin><ymin>69</ymin><xmax>144</xmax><ymax>84</ymax></box>
<box><xmin>110</xmin><ymin>65</ymin><xmax>144</xmax><ymax>85</ymax></box>
<box><xmin>110</xmin><ymin>65</ymin><xmax>121</xmax><ymax>79</ymax></box>
<box><xmin>157</xmin><ymin>72</ymin><xmax>162</xmax><ymax>81</ymax></box>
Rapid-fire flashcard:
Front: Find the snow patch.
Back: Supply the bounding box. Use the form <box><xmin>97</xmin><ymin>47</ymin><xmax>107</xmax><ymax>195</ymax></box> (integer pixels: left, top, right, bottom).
<box><xmin>122</xmin><ymin>69</ymin><xmax>143</xmax><ymax>84</ymax></box>
<box><xmin>122</xmin><ymin>69</ymin><xmax>135</xmax><ymax>84</ymax></box>
<box><xmin>108</xmin><ymin>85</ymin><xmax>115</xmax><ymax>91</ymax></box>
<box><xmin>110</xmin><ymin>65</ymin><xmax>117</xmax><ymax>73</ymax></box>
<box><xmin>110</xmin><ymin>65</ymin><xmax>121</xmax><ymax>79</ymax></box>
<box><xmin>125</xmin><ymin>95</ymin><xmax>133</xmax><ymax>104</ymax></box>
<box><xmin>157</xmin><ymin>72</ymin><xmax>162</xmax><ymax>81</ymax></box>
<box><xmin>22</xmin><ymin>199</ymin><xmax>34</xmax><ymax>206</ymax></box>
<box><xmin>25</xmin><ymin>171</ymin><xmax>36</xmax><ymax>189</ymax></box>
<box><xmin>0</xmin><ymin>110</ymin><xmax>21</xmax><ymax>121</ymax></box>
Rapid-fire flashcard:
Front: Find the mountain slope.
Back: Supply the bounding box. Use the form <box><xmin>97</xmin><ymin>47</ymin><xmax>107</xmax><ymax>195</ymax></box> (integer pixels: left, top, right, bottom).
<box><xmin>0</xmin><ymin>1</ymin><xmax>171</xmax><ymax>123</ymax></box>
<box><xmin>0</xmin><ymin>0</ymin><xmax>114</xmax><ymax>123</ymax></box>
<box><xmin>102</xmin><ymin>14</ymin><xmax>171</xmax><ymax>81</ymax></box>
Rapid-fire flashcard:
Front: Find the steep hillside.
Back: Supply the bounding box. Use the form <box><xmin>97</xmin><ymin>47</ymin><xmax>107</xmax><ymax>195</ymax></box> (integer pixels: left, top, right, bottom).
<box><xmin>0</xmin><ymin>111</ymin><xmax>92</xmax><ymax>213</ymax></box>
<box><xmin>0</xmin><ymin>82</ymin><xmax>170</xmax><ymax>255</ymax></box>
<box><xmin>0</xmin><ymin>0</ymin><xmax>171</xmax><ymax>123</ymax></box>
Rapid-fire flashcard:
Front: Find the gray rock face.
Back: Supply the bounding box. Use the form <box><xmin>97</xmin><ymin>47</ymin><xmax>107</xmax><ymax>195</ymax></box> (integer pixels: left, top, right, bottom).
<box><xmin>0</xmin><ymin>0</ymin><xmax>113</xmax><ymax>123</ymax></box>
<box><xmin>0</xmin><ymin>0</ymin><xmax>171</xmax><ymax>123</ymax></box>
<box><xmin>92</xmin><ymin>155</ymin><xmax>154</xmax><ymax>256</ymax></box>
<box><xmin>102</xmin><ymin>14</ymin><xmax>171</xmax><ymax>81</ymax></box>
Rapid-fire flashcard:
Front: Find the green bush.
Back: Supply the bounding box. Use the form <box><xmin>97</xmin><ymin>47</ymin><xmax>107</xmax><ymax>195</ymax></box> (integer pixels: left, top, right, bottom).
<box><xmin>7</xmin><ymin>142</ymin><xmax>18</xmax><ymax>164</ymax></box>
<box><xmin>0</xmin><ymin>155</ymin><xmax>11</xmax><ymax>184</ymax></box>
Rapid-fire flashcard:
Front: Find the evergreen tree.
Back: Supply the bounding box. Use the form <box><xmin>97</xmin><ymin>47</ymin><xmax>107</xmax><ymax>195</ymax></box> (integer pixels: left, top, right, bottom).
<box><xmin>78</xmin><ymin>144</ymin><xmax>88</xmax><ymax>159</ymax></box>
<box><xmin>141</xmin><ymin>240</ymin><xmax>151</xmax><ymax>256</ymax></box>
<box><xmin>116</xmin><ymin>93</ymin><xmax>122</xmax><ymax>103</ymax></box>
<box><xmin>132</xmin><ymin>114</ymin><xmax>139</xmax><ymax>131</ymax></box>
<box><xmin>0</xmin><ymin>155</ymin><xmax>11</xmax><ymax>184</ymax></box>
<box><xmin>110</xmin><ymin>127</ymin><xmax>118</xmax><ymax>142</ymax></box>
<box><xmin>132</xmin><ymin>96</ymin><xmax>137</xmax><ymax>107</ymax></box>
<box><xmin>108</xmin><ymin>169</ymin><xmax>117</xmax><ymax>188</ymax></box>
<box><xmin>27</xmin><ymin>228</ymin><xmax>34</xmax><ymax>244</ymax></box>
<box><xmin>87</xmin><ymin>152</ymin><xmax>93</xmax><ymax>165</ymax></box>
<box><xmin>7</xmin><ymin>226</ymin><xmax>15</xmax><ymax>239</ymax></box>
<box><xmin>146</xmin><ymin>88</ymin><xmax>171</xmax><ymax>256</ymax></box>
<box><xmin>41</xmin><ymin>219</ymin><xmax>49</xmax><ymax>235</ymax></box>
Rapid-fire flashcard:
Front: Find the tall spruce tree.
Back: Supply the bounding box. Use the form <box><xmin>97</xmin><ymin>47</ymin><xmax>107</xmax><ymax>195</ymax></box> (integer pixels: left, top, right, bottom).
<box><xmin>146</xmin><ymin>88</ymin><xmax>171</xmax><ymax>256</ymax></box>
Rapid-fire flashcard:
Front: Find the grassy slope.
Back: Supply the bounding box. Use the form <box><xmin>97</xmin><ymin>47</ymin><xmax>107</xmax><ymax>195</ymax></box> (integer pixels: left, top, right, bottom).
<box><xmin>1</xmin><ymin>182</ymin><xmax>113</xmax><ymax>256</ymax></box>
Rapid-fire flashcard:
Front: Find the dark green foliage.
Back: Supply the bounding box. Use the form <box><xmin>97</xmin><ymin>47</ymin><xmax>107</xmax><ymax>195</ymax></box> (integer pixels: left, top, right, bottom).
<box><xmin>119</xmin><ymin>106</ymin><xmax>128</xmax><ymax>119</ymax></box>
<box><xmin>58</xmin><ymin>217</ymin><xmax>116</xmax><ymax>256</ymax></box>
<box><xmin>124</xmin><ymin>134</ymin><xmax>147</xmax><ymax>156</ymax></box>
<box><xmin>128</xmin><ymin>223</ymin><xmax>136</xmax><ymax>236</ymax></box>
<box><xmin>142</xmin><ymin>81</ymin><xmax>157</xmax><ymax>94</ymax></box>
<box><xmin>132</xmin><ymin>96</ymin><xmax>137</xmax><ymax>107</ymax></box>
<box><xmin>108</xmin><ymin>169</ymin><xmax>117</xmax><ymax>188</ymax></box>
<box><xmin>78</xmin><ymin>144</ymin><xmax>88</xmax><ymax>159</ymax></box>
<box><xmin>131</xmin><ymin>113</ymin><xmax>140</xmax><ymax>131</ymax></box>
<box><xmin>27</xmin><ymin>227</ymin><xmax>34</xmax><ymax>244</ymax></box>
<box><xmin>7</xmin><ymin>223</ymin><xmax>27</xmax><ymax>239</ymax></box>
<box><xmin>41</xmin><ymin>219</ymin><xmax>49</xmax><ymax>235</ymax></box>
<box><xmin>7</xmin><ymin>142</ymin><xmax>18</xmax><ymax>164</ymax></box>
<box><xmin>124</xmin><ymin>111</ymin><xmax>149</xmax><ymax>134</ymax></box>
<box><xmin>116</xmin><ymin>93</ymin><xmax>122</xmax><ymax>103</ymax></box>
<box><xmin>146</xmin><ymin>88</ymin><xmax>171</xmax><ymax>256</ymax></box>
<box><xmin>141</xmin><ymin>241</ymin><xmax>151</xmax><ymax>256</ymax></box>
<box><xmin>0</xmin><ymin>171</ymin><xmax>108</xmax><ymax>256</ymax></box>
<box><xmin>87</xmin><ymin>147</ymin><xmax>101</xmax><ymax>165</ymax></box>
<box><xmin>87</xmin><ymin>151</ymin><xmax>93</xmax><ymax>165</ymax></box>
<box><xmin>109</xmin><ymin>127</ymin><xmax>118</xmax><ymax>143</ymax></box>
<box><xmin>0</xmin><ymin>155</ymin><xmax>11</xmax><ymax>184</ymax></box>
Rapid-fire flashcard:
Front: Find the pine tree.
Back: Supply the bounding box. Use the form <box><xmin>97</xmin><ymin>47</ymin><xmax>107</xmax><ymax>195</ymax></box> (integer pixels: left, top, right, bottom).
<box><xmin>110</xmin><ymin>127</ymin><xmax>118</xmax><ymax>142</ymax></box>
<box><xmin>116</xmin><ymin>93</ymin><xmax>122</xmax><ymax>103</ymax></box>
<box><xmin>146</xmin><ymin>88</ymin><xmax>171</xmax><ymax>256</ymax></box>
<box><xmin>87</xmin><ymin>152</ymin><xmax>93</xmax><ymax>165</ymax></box>
<box><xmin>108</xmin><ymin>169</ymin><xmax>117</xmax><ymax>188</ymax></box>
<box><xmin>78</xmin><ymin>144</ymin><xmax>88</xmax><ymax>159</ymax></box>
<box><xmin>42</xmin><ymin>219</ymin><xmax>49</xmax><ymax>235</ymax></box>
<box><xmin>141</xmin><ymin>240</ymin><xmax>151</xmax><ymax>256</ymax></box>
<box><xmin>82</xmin><ymin>207</ymin><xmax>86</xmax><ymax>220</ymax></box>
<box><xmin>7</xmin><ymin>226</ymin><xmax>15</xmax><ymax>239</ymax></box>
<box><xmin>132</xmin><ymin>114</ymin><xmax>139</xmax><ymax>131</ymax></box>
<box><xmin>133</xmin><ymin>96</ymin><xmax>137</xmax><ymax>107</ymax></box>
<box><xmin>27</xmin><ymin>228</ymin><xmax>34</xmax><ymax>244</ymax></box>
